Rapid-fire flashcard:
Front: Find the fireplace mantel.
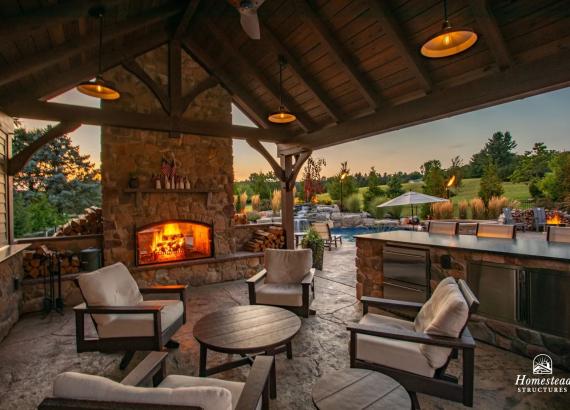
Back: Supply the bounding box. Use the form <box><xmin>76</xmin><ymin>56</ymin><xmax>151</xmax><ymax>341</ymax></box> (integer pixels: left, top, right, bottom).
<box><xmin>124</xmin><ymin>188</ymin><xmax>223</xmax><ymax>208</ymax></box>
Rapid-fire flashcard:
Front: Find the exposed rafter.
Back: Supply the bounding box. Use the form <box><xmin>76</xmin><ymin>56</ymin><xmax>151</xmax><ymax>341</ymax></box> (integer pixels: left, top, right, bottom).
<box><xmin>294</xmin><ymin>0</ymin><xmax>380</xmax><ymax>110</ymax></box>
<box><xmin>0</xmin><ymin>3</ymin><xmax>181</xmax><ymax>88</ymax></box>
<box><xmin>295</xmin><ymin>52</ymin><xmax>570</xmax><ymax>149</ymax></box>
<box><xmin>4</xmin><ymin>100</ymin><xmax>290</xmax><ymax>143</ymax></box>
<box><xmin>0</xmin><ymin>0</ymin><xmax>124</xmax><ymax>44</ymax></box>
<box><xmin>246</xmin><ymin>138</ymin><xmax>285</xmax><ymax>181</ymax></box>
<box><xmin>182</xmin><ymin>39</ymin><xmax>273</xmax><ymax>129</ymax></box>
<box><xmin>122</xmin><ymin>59</ymin><xmax>170</xmax><ymax>113</ymax></box>
<box><xmin>2</xmin><ymin>26</ymin><xmax>171</xmax><ymax>106</ymax></box>
<box><xmin>260</xmin><ymin>21</ymin><xmax>343</xmax><ymax>123</ymax></box>
<box><xmin>367</xmin><ymin>0</ymin><xmax>432</xmax><ymax>92</ymax></box>
<box><xmin>7</xmin><ymin>122</ymin><xmax>82</xmax><ymax>176</ymax></box>
<box><xmin>469</xmin><ymin>0</ymin><xmax>513</xmax><ymax>70</ymax></box>
<box><xmin>206</xmin><ymin>22</ymin><xmax>315</xmax><ymax>132</ymax></box>
<box><xmin>173</xmin><ymin>0</ymin><xmax>202</xmax><ymax>40</ymax></box>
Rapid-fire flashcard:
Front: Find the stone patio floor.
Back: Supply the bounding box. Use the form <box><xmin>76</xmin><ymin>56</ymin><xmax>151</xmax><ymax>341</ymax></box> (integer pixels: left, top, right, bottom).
<box><xmin>1</xmin><ymin>243</ymin><xmax>569</xmax><ymax>409</ymax></box>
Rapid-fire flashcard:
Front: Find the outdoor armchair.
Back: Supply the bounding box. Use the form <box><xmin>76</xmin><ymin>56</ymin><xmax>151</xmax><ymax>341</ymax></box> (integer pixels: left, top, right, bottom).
<box><xmin>312</xmin><ymin>221</ymin><xmax>342</xmax><ymax>250</ymax></box>
<box><xmin>476</xmin><ymin>223</ymin><xmax>516</xmax><ymax>239</ymax></box>
<box><xmin>348</xmin><ymin>277</ymin><xmax>479</xmax><ymax>408</ymax></box>
<box><xmin>428</xmin><ymin>221</ymin><xmax>458</xmax><ymax>235</ymax></box>
<box><xmin>74</xmin><ymin>262</ymin><xmax>187</xmax><ymax>369</ymax></box>
<box><xmin>247</xmin><ymin>249</ymin><xmax>315</xmax><ymax>317</ymax></box>
<box><xmin>38</xmin><ymin>351</ymin><xmax>273</xmax><ymax>410</ymax></box>
<box><xmin>547</xmin><ymin>226</ymin><xmax>570</xmax><ymax>243</ymax></box>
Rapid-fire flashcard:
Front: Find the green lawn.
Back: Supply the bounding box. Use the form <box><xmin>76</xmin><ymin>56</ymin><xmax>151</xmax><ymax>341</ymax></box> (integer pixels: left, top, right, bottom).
<box><xmin>316</xmin><ymin>178</ymin><xmax>532</xmax><ymax>216</ymax></box>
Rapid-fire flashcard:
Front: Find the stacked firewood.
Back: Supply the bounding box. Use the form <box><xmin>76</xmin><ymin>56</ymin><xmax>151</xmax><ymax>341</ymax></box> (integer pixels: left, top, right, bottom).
<box><xmin>23</xmin><ymin>246</ymin><xmax>81</xmax><ymax>278</ymax></box>
<box><xmin>53</xmin><ymin>206</ymin><xmax>102</xmax><ymax>237</ymax></box>
<box><xmin>243</xmin><ymin>226</ymin><xmax>285</xmax><ymax>252</ymax></box>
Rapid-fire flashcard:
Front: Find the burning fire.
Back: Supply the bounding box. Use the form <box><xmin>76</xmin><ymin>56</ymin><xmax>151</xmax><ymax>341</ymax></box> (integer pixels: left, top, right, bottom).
<box><xmin>137</xmin><ymin>222</ymin><xmax>211</xmax><ymax>265</ymax></box>
<box><xmin>547</xmin><ymin>212</ymin><xmax>562</xmax><ymax>225</ymax></box>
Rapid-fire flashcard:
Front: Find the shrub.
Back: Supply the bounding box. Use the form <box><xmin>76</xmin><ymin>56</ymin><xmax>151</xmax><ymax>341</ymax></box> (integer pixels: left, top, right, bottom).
<box><xmin>345</xmin><ymin>193</ymin><xmax>361</xmax><ymax>212</ymax></box>
<box><xmin>246</xmin><ymin>211</ymin><xmax>261</xmax><ymax>223</ymax></box>
<box><xmin>251</xmin><ymin>194</ymin><xmax>260</xmax><ymax>211</ymax></box>
<box><xmin>233</xmin><ymin>194</ymin><xmax>239</xmax><ymax>212</ymax></box>
<box><xmin>383</xmin><ymin>206</ymin><xmax>403</xmax><ymax>219</ymax></box>
<box><xmin>458</xmin><ymin>200</ymin><xmax>469</xmax><ymax>219</ymax></box>
<box><xmin>368</xmin><ymin>196</ymin><xmax>387</xmax><ymax>219</ymax></box>
<box><xmin>470</xmin><ymin>198</ymin><xmax>486</xmax><ymax>219</ymax></box>
<box><xmin>301</xmin><ymin>227</ymin><xmax>325</xmax><ymax>270</ymax></box>
<box><xmin>487</xmin><ymin>196</ymin><xmax>509</xmax><ymax>219</ymax></box>
<box><xmin>271</xmin><ymin>189</ymin><xmax>281</xmax><ymax>214</ymax></box>
<box><xmin>431</xmin><ymin>201</ymin><xmax>453</xmax><ymax>219</ymax></box>
<box><xmin>239</xmin><ymin>192</ymin><xmax>248</xmax><ymax>212</ymax></box>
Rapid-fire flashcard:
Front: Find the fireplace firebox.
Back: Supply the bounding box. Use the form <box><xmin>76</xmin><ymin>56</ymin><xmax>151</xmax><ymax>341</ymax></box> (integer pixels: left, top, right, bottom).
<box><xmin>136</xmin><ymin>220</ymin><xmax>213</xmax><ymax>266</ymax></box>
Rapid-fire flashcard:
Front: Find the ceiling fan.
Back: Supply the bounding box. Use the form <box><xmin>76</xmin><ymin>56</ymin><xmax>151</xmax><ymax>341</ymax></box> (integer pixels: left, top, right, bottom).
<box><xmin>229</xmin><ymin>0</ymin><xmax>266</xmax><ymax>40</ymax></box>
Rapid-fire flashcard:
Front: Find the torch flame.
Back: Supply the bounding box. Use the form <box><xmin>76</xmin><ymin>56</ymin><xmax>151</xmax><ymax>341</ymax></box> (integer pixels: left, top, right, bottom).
<box><xmin>446</xmin><ymin>175</ymin><xmax>456</xmax><ymax>188</ymax></box>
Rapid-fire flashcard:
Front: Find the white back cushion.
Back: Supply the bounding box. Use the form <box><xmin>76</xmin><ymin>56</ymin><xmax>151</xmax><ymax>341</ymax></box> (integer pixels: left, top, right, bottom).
<box><xmin>264</xmin><ymin>249</ymin><xmax>312</xmax><ymax>284</ymax></box>
<box><xmin>78</xmin><ymin>262</ymin><xmax>143</xmax><ymax>326</ymax></box>
<box><xmin>53</xmin><ymin>372</ymin><xmax>232</xmax><ymax>410</ymax></box>
<box><xmin>414</xmin><ymin>277</ymin><xmax>469</xmax><ymax>369</ymax></box>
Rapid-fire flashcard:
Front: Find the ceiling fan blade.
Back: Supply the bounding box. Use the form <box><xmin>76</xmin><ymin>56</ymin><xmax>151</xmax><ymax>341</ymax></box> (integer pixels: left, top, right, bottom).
<box><xmin>240</xmin><ymin>12</ymin><xmax>260</xmax><ymax>39</ymax></box>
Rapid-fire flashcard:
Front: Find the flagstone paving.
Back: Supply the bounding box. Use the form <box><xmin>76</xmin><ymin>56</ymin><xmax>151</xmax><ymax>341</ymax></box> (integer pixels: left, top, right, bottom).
<box><xmin>0</xmin><ymin>243</ymin><xmax>569</xmax><ymax>409</ymax></box>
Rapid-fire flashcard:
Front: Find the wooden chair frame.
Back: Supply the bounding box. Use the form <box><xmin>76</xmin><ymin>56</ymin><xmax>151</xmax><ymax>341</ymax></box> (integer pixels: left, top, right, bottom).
<box><xmin>427</xmin><ymin>221</ymin><xmax>459</xmax><ymax>235</ymax></box>
<box><xmin>311</xmin><ymin>222</ymin><xmax>342</xmax><ymax>250</ymax></box>
<box><xmin>247</xmin><ymin>269</ymin><xmax>315</xmax><ymax>318</ymax></box>
<box><xmin>348</xmin><ymin>279</ymin><xmax>479</xmax><ymax>408</ymax></box>
<box><xmin>38</xmin><ymin>351</ymin><xmax>273</xmax><ymax>410</ymax></box>
<box><xmin>546</xmin><ymin>225</ymin><xmax>570</xmax><ymax>243</ymax></box>
<box><xmin>475</xmin><ymin>223</ymin><xmax>516</xmax><ymax>239</ymax></box>
<box><xmin>75</xmin><ymin>284</ymin><xmax>188</xmax><ymax>369</ymax></box>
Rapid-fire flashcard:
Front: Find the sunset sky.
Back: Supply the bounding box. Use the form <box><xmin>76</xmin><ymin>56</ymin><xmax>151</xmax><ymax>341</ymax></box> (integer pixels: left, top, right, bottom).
<box><xmin>20</xmin><ymin>87</ymin><xmax>570</xmax><ymax>181</ymax></box>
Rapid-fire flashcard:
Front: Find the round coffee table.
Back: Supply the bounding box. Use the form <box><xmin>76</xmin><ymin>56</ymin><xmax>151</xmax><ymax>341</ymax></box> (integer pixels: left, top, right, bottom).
<box><xmin>193</xmin><ymin>305</ymin><xmax>302</xmax><ymax>399</ymax></box>
<box><xmin>312</xmin><ymin>369</ymin><xmax>412</xmax><ymax>409</ymax></box>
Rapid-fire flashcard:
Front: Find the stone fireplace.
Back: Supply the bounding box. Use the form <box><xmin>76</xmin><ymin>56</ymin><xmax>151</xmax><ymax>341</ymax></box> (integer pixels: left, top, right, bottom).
<box><xmin>136</xmin><ymin>220</ymin><xmax>213</xmax><ymax>266</ymax></box>
<box><xmin>99</xmin><ymin>46</ymin><xmax>263</xmax><ymax>286</ymax></box>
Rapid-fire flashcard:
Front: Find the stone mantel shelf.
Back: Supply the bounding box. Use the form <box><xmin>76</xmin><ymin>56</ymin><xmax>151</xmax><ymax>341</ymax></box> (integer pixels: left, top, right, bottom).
<box><xmin>124</xmin><ymin>188</ymin><xmax>223</xmax><ymax>208</ymax></box>
<box><xmin>0</xmin><ymin>243</ymin><xmax>31</xmax><ymax>264</ymax></box>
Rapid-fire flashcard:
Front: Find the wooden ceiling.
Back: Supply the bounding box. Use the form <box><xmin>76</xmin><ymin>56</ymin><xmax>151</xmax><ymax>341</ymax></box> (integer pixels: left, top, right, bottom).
<box><xmin>1</xmin><ymin>0</ymin><xmax>569</xmax><ymax>150</ymax></box>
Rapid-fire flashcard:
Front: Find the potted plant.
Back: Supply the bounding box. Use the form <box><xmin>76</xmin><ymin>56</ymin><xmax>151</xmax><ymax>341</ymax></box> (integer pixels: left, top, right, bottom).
<box><xmin>247</xmin><ymin>211</ymin><xmax>261</xmax><ymax>224</ymax></box>
<box><xmin>128</xmin><ymin>172</ymin><xmax>139</xmax><ymax>189</ymax></box>
<box><xmin>301</xmin><ymin>227</ymin><xmax>325</xmax><ymax>270</ymax></box>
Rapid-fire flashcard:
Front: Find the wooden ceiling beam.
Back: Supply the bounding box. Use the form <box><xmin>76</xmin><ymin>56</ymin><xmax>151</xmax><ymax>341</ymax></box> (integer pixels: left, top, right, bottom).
<box><xmin>260</xmin><ymin>21</ymin><xmax>343</xmax><ymax>123</ymax></box>
<box><xmin>181</xmin><ymin>77</ymin><xmax>219</xmax><ymax>114</ymax></box>
<box><xmin>294</xmin><ymin>0</ymin><xmax>380</xmax><ymax>110</ymax></box>
<box><xmin>4</xmin><ymin>100</ymin><xmax>290</xmax><ymax>143</ymax></box>
<box><xmin>206</xmin><ymin>22</ymin><xmax>315</xmax><ymax>132</ymax></box>
<box><xmin>367</xmin><ymin>0</ymin><xmax>432</xmax><ymax>92</ymax></box>
<box><xmin>182</xmin><ymin>39</ymin><xmax>273</xmax><ymax>129</ymax></box>
<box><xmin>122</xmin><ymin>59</ymin><xmax>170</xmax><ymax>114</ymax></box>
<box><xmin>469</xmin><ymin>0</ymin><xmax>513</xmax><ymax>70</ymax></box>
<box><xmin>173</xmin><ymin>0</ymin><xmax>201</xmax><ymax>40</ymax></box>
<box><xmin>295</xmin><ymin>51</ymin><xmax>570</xmax><ymax>149</ymax></box>
<box><xmin>0</xmin><ymin>0</ymin><xmax>124</xmax><ymax>44</ymax></box>
<box><xmin>2</xmin><ymin>26</ymin><xmax>171</xmax><ymax>106</ymax></box>
<box><xmin>0</xmin><ymin>3</ymin><xmax>181</xmax><ymax>88</ymax></box>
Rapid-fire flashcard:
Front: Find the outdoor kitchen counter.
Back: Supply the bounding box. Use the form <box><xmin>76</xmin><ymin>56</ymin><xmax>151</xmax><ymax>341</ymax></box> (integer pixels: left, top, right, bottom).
<box><xmin>355</xmin><ymin>230</ymin><xmax>570</xmax><ymax>262</ymax></box>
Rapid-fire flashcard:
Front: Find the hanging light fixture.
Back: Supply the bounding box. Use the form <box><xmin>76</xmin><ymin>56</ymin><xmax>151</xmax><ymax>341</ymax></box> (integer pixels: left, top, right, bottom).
<box><xmin>76</xmin><ymin>7</ymin><xmax>120</xmax><ymax>100</ymax></box>
<box><xmin>268</xmin><ymin>56</ymin><xmax>296</xmax><ymax>124</ymax></box>
<box><xmin>421</xmin><ymin>0</ymin><xmax>478</xmax><ymax>58</ymax></box>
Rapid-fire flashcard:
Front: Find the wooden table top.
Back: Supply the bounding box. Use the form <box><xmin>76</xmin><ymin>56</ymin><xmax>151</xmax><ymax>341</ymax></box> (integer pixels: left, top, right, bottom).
<box><xmin>312</xmin><ymin>369</ymin><xmax>411</xmax><ymax>410</ymax></box>
<box><xmin>193</xmin><ymin>305</ymin><xmax>302</xmax><ymax>354</ymax></box>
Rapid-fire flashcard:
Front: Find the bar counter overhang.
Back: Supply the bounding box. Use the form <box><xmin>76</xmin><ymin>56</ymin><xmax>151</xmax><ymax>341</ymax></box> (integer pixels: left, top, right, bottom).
<box><xmin>355</xmin><ymin>231</ymin><xmax>570</xmax><ymax>370</ymax></box>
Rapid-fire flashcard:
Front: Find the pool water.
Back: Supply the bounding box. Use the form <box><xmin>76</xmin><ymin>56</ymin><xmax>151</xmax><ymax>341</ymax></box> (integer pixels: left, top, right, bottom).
<box><xmin>330</xmin><ymin>225</ymin><xmax>400</xmax><ymax>242</ymax></box>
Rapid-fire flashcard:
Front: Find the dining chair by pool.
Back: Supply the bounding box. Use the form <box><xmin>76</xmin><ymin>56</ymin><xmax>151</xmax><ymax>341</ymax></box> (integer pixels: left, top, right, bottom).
<box><xmin>428</xmin><ymin>221</ymin><xmax>458</xmax><ymax>235</ymax></box>
<box><xmin>547</xmin><ymin>226</ymin><xmax>570</xmax><ymax>243</ymax></box>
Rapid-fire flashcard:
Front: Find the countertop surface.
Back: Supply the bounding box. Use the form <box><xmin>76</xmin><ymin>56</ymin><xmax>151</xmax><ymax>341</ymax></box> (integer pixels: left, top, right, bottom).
<box><xmin>355</xmin><ymin>231</ymin><xmax>570</xmax><ymax>262</ymax></box>
<box><xmin>0</xmin><ymin>243</ymin><xmax>31</xmax><ymax>264</ymax></box>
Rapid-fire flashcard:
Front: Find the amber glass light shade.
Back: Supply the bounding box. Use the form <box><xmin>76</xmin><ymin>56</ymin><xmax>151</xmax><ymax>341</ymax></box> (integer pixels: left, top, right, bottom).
<box><xmin>268</xmin><ymin>108</ymin><xmax>296</xmax><ymax>124</ymax></box>
<box><xmin>76</xmin><ymin>77</ymin><xmax>120</xmax><ymax>100</ymax></box>
<box><xmin>421</xmin><ymin>21</ymin><xmax>478</xmax><ymax>58</ymax></box>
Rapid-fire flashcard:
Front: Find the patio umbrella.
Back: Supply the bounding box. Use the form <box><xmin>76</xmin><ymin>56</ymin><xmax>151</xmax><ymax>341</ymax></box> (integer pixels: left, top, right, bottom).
<box><xmin>377</xmin><ymin>191</ymin><xmax>448</xmax><ymax>218</ymax></box>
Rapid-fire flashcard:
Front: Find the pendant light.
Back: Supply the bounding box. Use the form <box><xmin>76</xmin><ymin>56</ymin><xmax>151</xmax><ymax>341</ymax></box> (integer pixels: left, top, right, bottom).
<box><xmin>268</xmin><ymin>56</ymin><xmax>296</xmax><ymax>124</ymax></box>
<box><xmin>76</xmin><ymin>7</ymin><xmax>120</xmax><ymax>100</ymax></box>
<box><xmin>421</xmin><ymin>0</ymin><xmax>478</xmax><ymax>58</ymax></box>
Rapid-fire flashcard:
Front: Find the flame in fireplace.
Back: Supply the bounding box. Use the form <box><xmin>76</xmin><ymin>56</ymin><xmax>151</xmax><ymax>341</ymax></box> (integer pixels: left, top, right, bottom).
<box><xmin>547</xmin><ymin>212</ymin><xmax>562</xmax><ymax>225</ymax></box>
<box><xmin>137</xmin><ymin>221</ymin><xmax>212</xmax><ymax>265</ymax></box>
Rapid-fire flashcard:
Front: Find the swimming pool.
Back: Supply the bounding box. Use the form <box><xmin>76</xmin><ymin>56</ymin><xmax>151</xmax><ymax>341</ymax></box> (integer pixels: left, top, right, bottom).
<box><xmin>330</xmin><ymin>225</ymin><xmax>400</xmax><ymax>242</ymax></box>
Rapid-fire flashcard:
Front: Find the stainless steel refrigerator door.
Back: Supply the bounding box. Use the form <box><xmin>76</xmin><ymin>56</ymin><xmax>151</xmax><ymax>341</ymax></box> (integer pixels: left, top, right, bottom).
<box><xmin>528</xmin><ymin>268</ymin><xmax>570</xmax><ymax>338</ymax></box>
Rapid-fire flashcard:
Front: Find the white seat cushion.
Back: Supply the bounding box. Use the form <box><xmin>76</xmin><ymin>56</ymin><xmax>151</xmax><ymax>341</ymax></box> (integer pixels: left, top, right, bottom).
<box><xmin>78</xmin><ymin>262</ymin><xmax>143</xmax><ymax>327</ymax></box>
<box><xmin>53</xmin><ymin>372</ymin><xmax>232</xmax><ymax>410</ymax></box>
<box><xmin>160</xmin><ymin>375</ymin><xmax>261</xmax><ymax>410</ymax></box>
<box><xmin>356</xmin><ymin>313</ymin><xmax>435</xmax><ymax>378</ymax></box>
<box><xmin>97</xmin><ymin>300</ymin><xmax>183</xmax><ymax>338</ymax></box>
<box><xmin>264</xmin><ymin>249</ymin><xmax>312</xmax><ymax>284</ymax></box>
<box><xmin>414</xmin><ymin>277</ymin><xmax>469</xmax><ymax>369</ymax></box>
<box><xmin>255</xmin><ymin>283</ymin><xmax>303</xmax><ymax>307</ymax></box>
